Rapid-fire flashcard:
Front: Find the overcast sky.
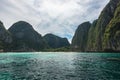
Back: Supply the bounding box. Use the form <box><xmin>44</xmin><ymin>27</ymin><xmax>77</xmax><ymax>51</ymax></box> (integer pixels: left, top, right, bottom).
<box><xmin>0</xmin><ymin>0</ymin><xmax>109</xmax><ymax>42</ymax></box>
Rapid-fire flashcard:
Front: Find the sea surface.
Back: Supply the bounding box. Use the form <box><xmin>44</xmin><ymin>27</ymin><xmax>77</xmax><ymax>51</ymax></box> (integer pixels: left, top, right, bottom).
<box><xmin>0</xmin><ymin>52</ymin><xmax>120</xmax><ymax>80</ymax></box>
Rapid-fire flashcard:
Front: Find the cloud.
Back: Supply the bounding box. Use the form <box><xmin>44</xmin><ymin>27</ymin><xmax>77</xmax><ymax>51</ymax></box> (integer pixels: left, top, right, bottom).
<box><xmin>0</xmin><ymin>0</ymin><xmax>109</xmax><ymax>42</ymax></box>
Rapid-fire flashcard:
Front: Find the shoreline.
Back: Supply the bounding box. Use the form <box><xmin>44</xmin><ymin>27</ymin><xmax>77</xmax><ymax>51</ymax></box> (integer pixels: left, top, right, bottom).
<box><xmin>0</xmin><ymin>51</ymin><xmax>120</xmax><ymax>53</ymax></box>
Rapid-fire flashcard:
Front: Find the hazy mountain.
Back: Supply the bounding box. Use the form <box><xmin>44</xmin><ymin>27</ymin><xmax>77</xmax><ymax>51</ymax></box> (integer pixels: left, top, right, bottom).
<box><xmin>43</xmin><ymin>33</ymin><xmax>70</xmax><ymax>49</ymax></box>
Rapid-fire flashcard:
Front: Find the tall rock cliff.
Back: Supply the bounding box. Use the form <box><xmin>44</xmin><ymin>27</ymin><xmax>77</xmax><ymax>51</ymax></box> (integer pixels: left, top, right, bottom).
<box><xmin>43</xmin><ymin>33</ymin><xmax>70</xmax><ymax>49</ymax></box>
<box><xmin>72</xmin><ymin>0</ymin><xmax>120</xmax><ymax>52</ymax></box>
<box><xmin>94</xmin><ymin>0</ymin><xmax>120</xmax><ymax>51</ymax></box>
<box><xmin>87</xmin><ymin>20</ymin><xmax>98</xmax><ymax>51</ymax></box>
<box><xmin>71</xmin><ymin>22</ymin><xmax>91</xmax><ymax>51</ymax></box>
<box><xmin>8</xmin><ymin>21</ymin><xmax>47</xmax><ymax>51</ymax></box>
<box><xmin>103</xmin><ymin>2</ymin><xmax>120</xmax><ymax>51</ymax></box>
<box><xmin>0</xmin><ymin>21</ymin><xmax>12</xmax><ymax>51</ymax></box>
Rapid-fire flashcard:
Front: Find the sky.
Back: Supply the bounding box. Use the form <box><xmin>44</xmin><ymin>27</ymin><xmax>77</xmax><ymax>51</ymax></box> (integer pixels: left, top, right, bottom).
<box><xmin>0</xmin><ymin>0</ymin><xmax>109</xmax><ymax>42</ymax></box>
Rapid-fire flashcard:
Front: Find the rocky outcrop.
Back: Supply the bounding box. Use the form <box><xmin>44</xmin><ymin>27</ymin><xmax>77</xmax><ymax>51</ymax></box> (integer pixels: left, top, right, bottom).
<box><xmin>103</xmin><ymin>2</ymin><xmax>120</xmax><ymax>51</ymax></box>
<box><xmin>0</xmin><ymin>21</ymin><xmax>12</xmax><ymax>43</ymax></box>
<box><xmin>0</xmin><ymin>0</ymin><xmax>119</xmax><ymax>52</ymax></box>
<box><xmin>8</xmin><ymin>21</ymin><xmax>47</xmax><ymax>51</ymax></box>
<box><xmin>87</xmin><ymin>20</ymin><xmax>98</xmax><ymax>51</ymax></box>
<box><xmin>72</xmin><ymin>0</ymin><xmax>120</xmax><ymax>52</ymax></box>
<box><xmin>94</xmin><ymin>0</ymin><xmax>120</xmax><ymax>51</ymax></box>
<box><xmin>0</xmin><ymin>21</ymin><xmax>12</xmax><ymax>51</ymax></box>
<box><xmin>71</xmin><ymin>22</ymin><xmax>91</xmax><ymax>51</ymax></box>
<box><xmin>43</xmin><ymin>34</ymin><xmax>70</xmax><ymax>49</ymax></box>
<box><xmin>0</xmin><ymin>21</ymin><xmax>70</xmax><ymax>52</ymax></box>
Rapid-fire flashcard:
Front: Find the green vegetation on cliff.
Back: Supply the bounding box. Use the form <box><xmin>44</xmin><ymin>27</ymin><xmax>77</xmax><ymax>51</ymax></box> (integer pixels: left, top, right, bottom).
<box><xmin>44</xmin><ymin>46</ymin><xmax>70</xmax><ymax>52</ymax></box>
<box><xmin>94</xmin><ymin>0</ymin><xmax>120</xmax><ymax>51</ymax></box>
<box><xmin>71</xmin><ymin>0</ymin><xmax>120</xmax><ymax>52</ymax></box>
<box><xmin>103</xmin><ymin>2</ymin><xmax>120</xmax><ymax>51</ymax></box>
<box><xmin>87</xmin><ymin>20</ymin><xmax>98</xmax><ymax>51</ymax></box>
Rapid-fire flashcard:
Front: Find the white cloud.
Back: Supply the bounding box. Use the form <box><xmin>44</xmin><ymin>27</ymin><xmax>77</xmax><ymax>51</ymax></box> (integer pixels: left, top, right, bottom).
<box><xmin>0</xmin><ymin>0</ymin><xmax>109</xmax><ymax>42</ymax></box>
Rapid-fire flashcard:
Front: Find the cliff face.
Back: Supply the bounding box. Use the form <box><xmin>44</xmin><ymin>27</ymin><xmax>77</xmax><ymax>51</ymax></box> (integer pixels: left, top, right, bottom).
<box><xmin>87</xmin><ymin>20</ymin><xmax>98</xmax><ymax>51</ymax></box>
<box><xmin>94</xmin><ymin>0</ymin><xmax>120</xmax><ymax>51</ymax></box>
<box><xmin>0</xmin><ymin>21</ymin><xmax>12</xmax><ymax>43</ymax></box>
<box><xmin>71</xmin><ymin>22</ymin><xmax>91</xmax><ymax>51</ymax></box>
<box><xmin>8</xmin><ymin>21</ymin><xmax>47</xmax><ymax>51</ymax></box>
<box><xmin>0</xmin><ymin>0</ymin><xmax>120</xmax><ymax>52</ymax></box>
<box><xmin>43</xmin><ymin>34</ymin><xmax>70</xmax><ymax>49</ymax></box>
<box><xmin>72</xmin><ymin>0</ymin><xmax>120</xmax><ymax>52</ymax></box>
<box><xmin>0</xmin><ymin>21</ymin><xmax>70</xmax><ymax>52</ymax></box>
<box><xmin>103</xmin><ymin>2</ymin><xmax>120</xmax><ymax>51</ymax></box>
<box><xmin>0</xmin><ymin>21</ymin><xmax>12</xmax><ymax>51</ymax></box>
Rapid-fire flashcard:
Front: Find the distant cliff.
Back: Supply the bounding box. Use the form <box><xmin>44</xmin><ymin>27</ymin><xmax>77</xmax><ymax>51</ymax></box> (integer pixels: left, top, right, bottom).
<box><xmin>44</xmin><ymin>33</ymin><xmax>70</xmax><ymax>49</ymax></box>
<box><xmin>8</xmin><ymin>21</ymin><xmax>47</xmax><ymax>52</ymax></box>
<box><xmin>0</xmin><ymin>21</ymin><xmax>12</xmax><ymax>51</ymax></box>
<box><xmin>0</xmin><ymin>21</ymin><xmax>70</xmax><ymax>52</ymax></box>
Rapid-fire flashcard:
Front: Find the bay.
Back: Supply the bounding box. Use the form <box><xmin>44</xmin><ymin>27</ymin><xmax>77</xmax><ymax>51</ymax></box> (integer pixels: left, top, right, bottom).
<box><xmin>0</xmin><ymin>52</ymin><xmax>120</xmax><ymax>80</ymax></box>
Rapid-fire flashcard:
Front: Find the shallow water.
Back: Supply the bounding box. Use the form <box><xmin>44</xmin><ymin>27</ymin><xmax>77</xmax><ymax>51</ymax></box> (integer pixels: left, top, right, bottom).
<box><xmin>0</xmin><ymin>52</ymin><xmax>120</xmax><ymax>80</ymax></box>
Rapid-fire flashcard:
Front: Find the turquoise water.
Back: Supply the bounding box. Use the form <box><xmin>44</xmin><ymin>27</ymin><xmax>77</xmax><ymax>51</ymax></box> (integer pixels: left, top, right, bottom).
<box><xmin>0</xmin><ymin>52</ymin><xmax>120</xmax><ymax>80</ymax></box>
